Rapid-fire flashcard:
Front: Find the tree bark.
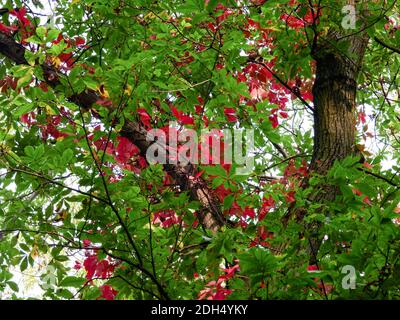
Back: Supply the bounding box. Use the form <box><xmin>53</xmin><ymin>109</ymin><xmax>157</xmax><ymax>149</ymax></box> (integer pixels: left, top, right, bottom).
<box><xmin>299</xmin><ymin>30</ymin><xmax>370</xmax><ymax>263</ymax></box>
<box><xmin>310</xmin><ymin>30</ymin><xmax>369</xmax><ymax>175</ymax></box>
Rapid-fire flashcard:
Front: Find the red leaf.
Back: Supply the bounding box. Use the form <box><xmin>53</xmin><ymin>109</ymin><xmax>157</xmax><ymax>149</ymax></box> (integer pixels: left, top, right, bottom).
<box><xmin>358</xmin><ymin>111</ymin><xmax>366</xmax><ymax>124</ymax></box>
<box><xmin>0</xmin><ymin>22</ymin><xmax>18</xmax><ymax>34</ymax></box>
<box><xmin>280</xmin><ymin>13</ymin><xmax>305</xmax><ymax>29</ymax></box>
<box><xmin>42</xmin><ymin>123</ymin><xmax>69</xmax><ymax>140</ymax></box>
<box><xmin>171</xmin><ymin>106</ymin><xmax>194</xmax><ymax>125</ymax></box>
<box><xmin>224</xmin><ymin>107</ymin><xmax>237</xmax><ymax>122</ymax></box>
<box><xmin>195</xmin><ymin>105</ymin><xmax>203</xmax><ymax>115</ymax></box>
<box><xmin>279</xmin><ymin>111</ymin><xmax>289</xmax><ymax>119</ymax></box>
<box><xmin>352</xmin><ymin>188</ymin><xmax>362</xmax><ymax>196</ymax></box>
<box><xmin>216</xmin><ymin>4</ymin><xmax>233</xmax><ymax>24</ymax></box>
<box><xmin>302</xmin><ymin>91</ymin><xmax>314</xmax><ymax>101</ymax></box>
<box><xmin>243</xmin><ymin>206</ymin><xmax>255</xmax><ymax>219</ymax></box>
<box><xmin>257</xmin><ymin>66</ymin><xmax>272</xmax><ymax>82</ymax></box>
<box><xmin>222</xmin><ymin>264</ymin><xmax>240</xmax><ymax>279</ymax></box>
<box><xmin>96</xmin><ymin>260</ymin><xmax>112</xmax><ymax>279</ymax></box>
<box><xmin>93</xmin><ymin>136</ymin><xmax>115</xmax><ymax>155</ymax></box>
<box><xmin>202</xmin><ymin>115</ymin><xmax>209</xmax><ymax>127</ymax></box>
<box><xmin>153</xmin><ymin>210</ymin><xmax>182</xmax><ymax>228</ymax></box>
<box><xmin>269</xmin><ymin>114</ymin><xmax>279</xmax><ymax>128</ymax></box>
<box><xmin>259</xmin><ymin>195</ymin><xmax>274</xmax><ymax>220</ymax></box>
<box><xmin>363</xmin><ymin>162</ymin><xmax>373</xmax><ymax>169</ymax></box>
<box><xmin>99</xmin><ymin>285</ymin><xmax>118</xmax><ymax>300</ymax></box>
<box><xmin>39</xmin><ymin>82</ymin><xmax>49</xmax><ymax>92</ymax></box>
<box><xmin>214</xmin><ymin>184</ymin><xmax>232</xmax><ymax>202</ymax></box>
<box><xmin>96</xmin><ymin>98</ymin><xmax>113</xmax><ymax>107</ymax></box>
<box><xmin>307</xmin><ymin>265</ymin><xmax>319</xmax><ymax>272</ymax></box>
<box><xmin>207</xmin><ymin>22</ymin><xmax>217</xmax><ymax>32</ymax></box>
<box><xmin>176</xmin><ymin>52</ymin><xmax>195</xmax><ymax>66</ymax></box>
<box><xmin>20</xmin><ymin>112</ymin><xmax>35</xmax><ymax>127</ymax></box>
<box><xmin>363</xmin><ymin>196</ymin><xmax>372</xmax><ymax>206</ymax></box>
<box><xmin>115</xmin><ymin>136</ymin><xmax>139</xmax><ymax>163</ymax></box>
<box><xmin>58</xmin><ymin>52</ymin><xmax>73</xmax><ymax>63</ymax></box>
<box><xmin>52</xmin><ymin>33</ymin><xmax>64</xmax><ymax>44</ymax></box>
<box><xmin>83</xmin><ymin>239</ymin><xmax>91</xmax><ymax>247</ymax></box>
<box><xmin>137</xmin><ymin>108</ymin><xmax>152</xmax><ymax>128</ymax></box>
<box><xmin>83</xmin><ymin>255</ymin><xmax>98</xmax><ymax>280</ymax></box>
<box><xmin>171</xmin><ymin>106</ymin><xmax>180</xmax><ymax>119</ymax></box>
<box><xmin>10</xmin><ymin>8</ymin><xmax>31</xmax><ymax>28</ymax></box>
<box><xmin>74</xmin><ymin>36</ymin><xmax>85</xmax><ymax>47</ymax></box>
<box><xmin>228</xmin><ymin>202</ymin><xmax>244</xmax><ymax>218</ymax></box>
<box><xmin>179</xmin><ymin>114</ymin><xmax>195</xmax><ymax>125</ymax></box>
<box><xmin>285</xmin><ymin>191</ymin><xmax>296</xmax><ymax>203</ymax></box>
<box><xmin>250</xmin><ymin>0</ymin><xmax>266</xmax><ymax>4</ymax></box>
<box><xmin>73</xmin><ymin>261</ymin><xmax>82</xmax><ymax>270</ymax></box>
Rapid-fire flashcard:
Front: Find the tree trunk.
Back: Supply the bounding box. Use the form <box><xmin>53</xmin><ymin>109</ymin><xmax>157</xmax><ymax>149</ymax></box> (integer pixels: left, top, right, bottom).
<box><xmin>310</xmin><ymin>31</ymin><xmax>369</xmax><ymax>175</ymax></box>
<box><xmin>0</xmin><ymin>31</ymin><xmax>224</xmax><ymax>232</ymax></box>
<box><xmin>303</xmin><ymin>31</ymin><xmax>370</xmax><ymax>263</ymax></box>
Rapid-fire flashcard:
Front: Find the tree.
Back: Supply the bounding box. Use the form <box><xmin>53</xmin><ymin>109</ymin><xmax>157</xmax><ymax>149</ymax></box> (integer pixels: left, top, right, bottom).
<box><xmin>0</xmin><ymin>0</ymin><xmax>399</xmax><ymax>300</ymax></box>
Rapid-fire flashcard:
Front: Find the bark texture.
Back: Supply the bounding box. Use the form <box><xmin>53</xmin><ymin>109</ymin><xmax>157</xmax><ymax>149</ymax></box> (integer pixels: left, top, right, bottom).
<box><xmin>310</xmin><ymin>31</ymin><xmax>369</xmax><ymax>175</ymax></box>
<box><xmin>301</xmin><ymin>30</ymin><xmax>370</xmax><ymax>262</ymax></box>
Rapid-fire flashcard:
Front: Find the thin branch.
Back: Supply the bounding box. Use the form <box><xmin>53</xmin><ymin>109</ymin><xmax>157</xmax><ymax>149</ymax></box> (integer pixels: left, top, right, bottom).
<box><xmin>263</xmin><ymin>153</ymin><xmax>311</xmax><ymax>173</ymax></box>
<box><xmin>358</xmin><ymin>167</ymin><xmax>399</xmax><ymax>187</ymax></box>
<box><xmin>374</xmin><ymin>36</ymin><xmax>400</xmax><ymax>54</ymax></box>
<box><xmin>7</xmin><ymin>167</ymin><xmax>110</xmax><ymax>204</ymax></box>
<box><xmin>249</xmin><ymin>59</ymin><xmax>315</xmax><ymax>112</ymax></box>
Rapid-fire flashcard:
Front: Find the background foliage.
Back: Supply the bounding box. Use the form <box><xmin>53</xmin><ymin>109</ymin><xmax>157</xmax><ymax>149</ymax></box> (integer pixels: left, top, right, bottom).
<box><xmin>0</xmin><ymin>0</ymin><xmax>399</xmax><ymax>300</ymax></box>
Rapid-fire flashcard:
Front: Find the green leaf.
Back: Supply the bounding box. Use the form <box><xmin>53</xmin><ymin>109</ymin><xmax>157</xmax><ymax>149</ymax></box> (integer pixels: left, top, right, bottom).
<box><xmin>84</xmin><ymin>286</ymin><xmax>101</xmax><ymax>300</ymax></box>
<box><xmin>207</xmin><ymin>0</ymin><xmax>219</xmax><ymax>12</ymax></box>
<box><xmin>223</xmin><ymin>194</ymin><xmax>235</xmax><ymax>210</ymax></box>
<box><xmin>47</xmin><ymin>29</ymin><xmax>60</xmax><ymax>42</ymax></box>
<box><xmin>48</xmin><ymin>41</ymin><xmax>67</xmax><ymax>56</ymax></box>
<box><xmin>354</xmin><ymin>183</ymin><xmax>376</xmax><ymax>197</ymax></box>
<box><xmin>202</xmin><ymin>165</ymin><xmax>227</xmax><ymax>177</ymax></box>
<box><xmin>17</xmin><ymin>69</ymin><xmax>33</xmax><ymax>88</ymax></box>
<box><xmin>54</xmin><ymin>255</ymin><xmax>69</xmax><ymax>262</ymax></box>
<box><xmin>62</xmin><ymin>149</ymin><xmax>74</xmax><ymax>164</ymax></box>
<box><xmin>11</xmin><ymin>65</ymin><xmax>31</xmax><ymax>77</ymax></box>
<box><xmin>36</xmin><ymin>26</ymin><xmax>47</xmax><ymax>40</ymax></box>
<box><xmin>83</xmin><ymin>78</ymin><xmax>98</xmax><ymax>90</ymax></box>
<box><xmin>59</xmin><ymin>276</ymin><xmax>86</xmax><ymax>288</ymax></box>
<box><xmin>20</xmin><ymin>257</ymin><xmax>28</xmax><ymax>272</ymax></box>
<box><xmin>24</xmin><ymin>146</ymin><xmax>35</xmax><ymax>158</ymax></box>
<box><xmin>7</xmin><ymin>281</ymin><xmax>19</xmax><ymax>292</ymax></box>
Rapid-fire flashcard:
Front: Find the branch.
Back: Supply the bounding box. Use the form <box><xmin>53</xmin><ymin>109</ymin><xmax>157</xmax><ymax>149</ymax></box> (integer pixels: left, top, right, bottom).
<box><xmin>7</xmin><ymin>166</ymin><xmax>110</xmax><ymax>205</ymax></box>
<box><xmin>358</xmin><ymin>167</ymin><xmax>399</xmax><ymax>187</ymax></box>
<box><xmin>374</xmin><ymin>36</ymin><xmax>400</xmax><ymax>54</ymax></box>
<box><xmin>0</xmin><ymin>32</ymin><xmax>28</xmax><ymax>64</ymax></box>
<box><xmin>263</xmin><ymin>153</ymin><xmax>311</xmax><ymax>172</ymax></box>
<box><xmin>248</xmin><ymin>58</ymin><xmax>315</xmax><ymax>112</ymax></box>
<box><xmin>270</xmin><ymin>141</ymin><xmax>288</xmax><ymax>158</ymax></box>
